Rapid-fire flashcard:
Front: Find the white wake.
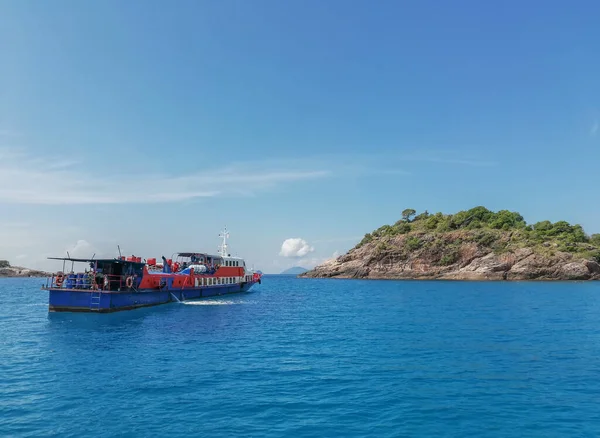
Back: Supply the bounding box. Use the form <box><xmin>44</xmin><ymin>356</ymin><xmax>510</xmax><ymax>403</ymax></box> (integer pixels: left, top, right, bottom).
<box><xmin>182</xmin><ymin>299</ymin><xmax>250</xmax><ymax>306</ymax></box>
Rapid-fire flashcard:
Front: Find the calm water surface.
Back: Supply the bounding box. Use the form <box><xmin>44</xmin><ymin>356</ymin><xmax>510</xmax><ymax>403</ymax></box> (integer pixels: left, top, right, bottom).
<box><xmin>2</xmin><ymin>276</ymin><xmax>600</xmax><ymax>437</ymax></box>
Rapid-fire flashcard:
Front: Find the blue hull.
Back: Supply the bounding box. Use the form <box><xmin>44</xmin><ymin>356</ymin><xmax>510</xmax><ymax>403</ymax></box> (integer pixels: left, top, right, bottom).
<box><xmin>47</xmin><ymin>282</ymin><xmax>256</xmax><ymax>313</ymax></box>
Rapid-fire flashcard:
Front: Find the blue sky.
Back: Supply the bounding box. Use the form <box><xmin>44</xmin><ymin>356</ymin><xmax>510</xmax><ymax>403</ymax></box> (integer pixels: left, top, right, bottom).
<box><xmin>1</xmin><ymin>1</ymin><xmax>599</xmax><ymax>273</ymax></box>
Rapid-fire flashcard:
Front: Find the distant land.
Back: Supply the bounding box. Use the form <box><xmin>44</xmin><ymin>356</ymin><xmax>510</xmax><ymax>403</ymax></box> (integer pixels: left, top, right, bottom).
<box><xmin>280</xmin><ymin>266</ymin><xmax>308</xmax><ymax>275</ymax></box>
<box><xmin>0</xmin><ymin>260</ymin><xmax>49</xmax><ymax>278</ymax></box>
<box><xmin>301</xmin><ymin>207</ymin><xmax>600</xmax><ymax>281</ymax></box>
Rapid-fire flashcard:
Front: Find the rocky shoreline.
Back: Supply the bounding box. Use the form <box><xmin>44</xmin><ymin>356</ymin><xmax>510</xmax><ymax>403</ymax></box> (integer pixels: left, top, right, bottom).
<box><xmin>298</xmin><ymin>251</ymin><xmax>600</xmax><ymax>281</ymax></box>
<box><xmin>0</xmin><ymin>266</ymin><xmax>50</xmax><ymax>278</ymax></box>
<box><xmin>300</xmin><ymin>246</ymin><xmax>600</xmax><ymax>281</ymax></box>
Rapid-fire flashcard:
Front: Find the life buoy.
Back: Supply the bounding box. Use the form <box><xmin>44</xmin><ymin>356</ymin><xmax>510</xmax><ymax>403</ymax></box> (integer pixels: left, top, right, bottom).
<box><xmin>55</xmin><ymin>272</ymin><xmax>64</xmax><ymax>287</ymax></box>
<box><xmin>126</xmin><ymin>276</ymin><xmax>134</xmax><ymax>288</ymax></box>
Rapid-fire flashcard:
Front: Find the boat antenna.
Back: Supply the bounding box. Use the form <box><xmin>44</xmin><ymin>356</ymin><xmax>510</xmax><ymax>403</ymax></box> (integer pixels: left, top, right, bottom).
<box><xmin>218</xmin><ymin>226</ymin><xmax>230</xmax><ymax>257</ymax></box>
<box><xmin>117</xmin><ymin>245</ymin><xmax>122</xmax><ymax>258</ymax></box>
<box><xmin>91</xmin><ymin>253</ymin><xmax>96</xmax><ymax>260</ymax></box>
<box><xmin>66</xmin><ymin>251</ymin><xmax>70</xmax><ymax>259</ymax></box>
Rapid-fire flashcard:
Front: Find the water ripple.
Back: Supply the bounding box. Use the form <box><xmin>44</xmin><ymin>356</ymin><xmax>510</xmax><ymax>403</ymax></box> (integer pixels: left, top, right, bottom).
<box><xmin>2</xmin><ymin>277</ymin><xmax>600</xmax><ymax>436</ymax></box>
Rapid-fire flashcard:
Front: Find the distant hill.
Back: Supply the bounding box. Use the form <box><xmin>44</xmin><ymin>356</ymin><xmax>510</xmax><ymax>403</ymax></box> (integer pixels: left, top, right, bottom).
<box><xmin>0</xmin><ymin>260</ymin><xmax>49</xmax><ymax>278</ymax></box>
<box><xmin>280</xmin><ymin>266</ymin><xmax>308</xmax><ymax>275</ymax></box>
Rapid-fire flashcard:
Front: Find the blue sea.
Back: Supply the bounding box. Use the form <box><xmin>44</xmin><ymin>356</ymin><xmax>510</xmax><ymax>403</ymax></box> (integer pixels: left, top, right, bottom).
<box><xmin>2</xmin><ymin>276</ymin><xmax>600</xmax><ymax>437</ymax></box>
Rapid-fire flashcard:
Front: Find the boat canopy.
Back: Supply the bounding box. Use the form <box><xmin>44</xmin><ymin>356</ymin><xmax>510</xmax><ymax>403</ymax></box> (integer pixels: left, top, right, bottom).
<box><xmin>47</xmin><ymin>257</ymin><xmax>145</xmax><ymax>265</ymax></box>
<box><xmin>176</xmin><ymin>252</ymin><xmax>208</xmax><ymax>258</ymax></box>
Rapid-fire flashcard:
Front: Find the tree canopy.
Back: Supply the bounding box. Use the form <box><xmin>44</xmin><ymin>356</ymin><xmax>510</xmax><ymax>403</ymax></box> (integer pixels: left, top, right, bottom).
<box><xmin>356</xmin><ymin>206</ymin><xmax>599</xmax><ymax>259</ymax></box>
<box><xmin>401</xmin><ymin>209</ymin><xmax>417</xmax><ymax>222</ymax></box>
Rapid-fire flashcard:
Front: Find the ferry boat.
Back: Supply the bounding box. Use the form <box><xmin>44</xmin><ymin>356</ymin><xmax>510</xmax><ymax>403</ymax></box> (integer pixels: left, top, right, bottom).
<box><xmin>41</xmin><ymin>228</ymin><xmax>262</xmax><ymax>313</ymax></box>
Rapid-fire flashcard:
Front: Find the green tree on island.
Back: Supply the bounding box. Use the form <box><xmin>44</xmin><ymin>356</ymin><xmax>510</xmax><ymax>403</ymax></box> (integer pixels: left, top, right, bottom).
<box><xmin>402</xmin><ymin>209</ymin><xmax>416</xmax><ymax>222</ymax></box>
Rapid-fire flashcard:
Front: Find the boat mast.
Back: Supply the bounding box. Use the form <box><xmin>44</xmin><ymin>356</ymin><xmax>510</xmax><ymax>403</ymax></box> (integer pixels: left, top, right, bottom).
<box><xmin>218</xmin><ymin>227</ymin><xmax>230</xmax><ymax>257</ymax></box>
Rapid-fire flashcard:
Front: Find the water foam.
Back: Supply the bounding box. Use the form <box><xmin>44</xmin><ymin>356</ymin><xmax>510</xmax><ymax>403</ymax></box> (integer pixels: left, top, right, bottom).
<box><xmin>182</xmin><ymin>299</ymin><xmax>248</xmax><ymax>306</ymax></box>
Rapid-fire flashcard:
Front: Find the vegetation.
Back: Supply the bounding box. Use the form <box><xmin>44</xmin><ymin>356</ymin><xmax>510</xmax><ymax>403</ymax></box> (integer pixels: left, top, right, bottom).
<box><xmin>401</xmin><ymin>209</ymin><xmax>417</xmax><ymax>222</ymax></box>
<box><xmin>354</xmin><ymin>206</ymin><xmax>600</xmax><ymax>264</ymax></box>
<box><xmin>0</xmin><ymin>260</ymin><xmax>10</xmax><ymax>268</ymax></box>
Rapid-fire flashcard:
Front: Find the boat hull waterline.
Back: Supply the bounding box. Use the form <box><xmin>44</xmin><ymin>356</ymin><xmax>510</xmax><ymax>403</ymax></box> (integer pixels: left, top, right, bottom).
<box><xmin>48</xmin><ymin>282</ymin><xmax>255</xmax><ymax>313</ymax></box>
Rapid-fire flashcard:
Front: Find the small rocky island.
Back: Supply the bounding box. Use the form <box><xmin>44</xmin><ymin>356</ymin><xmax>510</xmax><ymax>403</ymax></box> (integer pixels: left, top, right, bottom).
<box><xmin>301</xmin><ymin>207</ymin><xmax>600</xmax><ymax>281</ymax></box>
<box><xmin>0</xmin><ymin>260</ymin><xmax>49</xmax><ymax>278</ymax></box>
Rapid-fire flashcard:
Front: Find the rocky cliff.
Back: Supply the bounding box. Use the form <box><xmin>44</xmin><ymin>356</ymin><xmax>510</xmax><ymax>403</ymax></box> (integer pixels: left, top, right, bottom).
<box><xmin>300</xmin><ymin>207</ymin><xmax>600</xmax><ymax>281</ymax></box>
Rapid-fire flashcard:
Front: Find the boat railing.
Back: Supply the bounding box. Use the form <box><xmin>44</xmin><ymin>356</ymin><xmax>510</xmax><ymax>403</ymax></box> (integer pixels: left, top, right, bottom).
<box><xmin>45</xmin><ymin>272</ymin><xmax>131</xmax><ymax>291</ymax></box>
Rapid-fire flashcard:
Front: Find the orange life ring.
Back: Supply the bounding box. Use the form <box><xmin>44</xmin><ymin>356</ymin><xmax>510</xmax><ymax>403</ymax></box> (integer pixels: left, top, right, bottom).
<box><xmin>55</xmin><ymin>272</ymin><xmax>64</xmax><ymax>287</ymax></box>
<box><xmin>126</xmin><ymin>276</ymin><xmax>134</xmax><ymax>288</ymax></box>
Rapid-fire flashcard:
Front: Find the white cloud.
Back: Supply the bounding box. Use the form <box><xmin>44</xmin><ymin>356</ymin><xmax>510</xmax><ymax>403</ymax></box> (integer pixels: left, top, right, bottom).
<box><xmin>279</xmin><ymin>238</ymin><xmax>314</xmax><ymax>258</ymax></box>
<box><xmin>0</xmin><ymin>147</ymin><xmax>330</xmax><ymax>205</ymax></box>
